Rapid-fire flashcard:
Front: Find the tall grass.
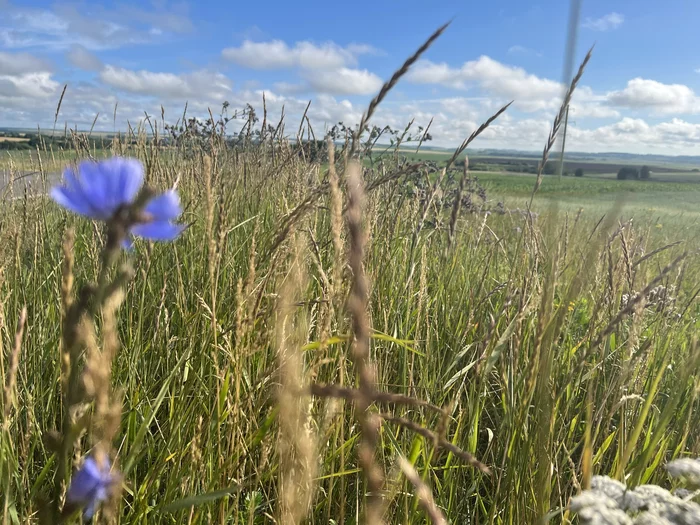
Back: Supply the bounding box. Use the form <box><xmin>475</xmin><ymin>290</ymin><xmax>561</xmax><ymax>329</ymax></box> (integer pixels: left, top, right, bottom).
<box><xmin>1</xmin><ymin>31</ymin><xmax>700</xmax><ymax>525</ymax></box>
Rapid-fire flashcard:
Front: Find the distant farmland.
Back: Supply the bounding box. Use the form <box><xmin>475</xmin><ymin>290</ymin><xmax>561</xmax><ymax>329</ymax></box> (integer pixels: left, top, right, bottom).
<box><xmin>472</xmin><ymin>156</ymin><xmax>699</xmax><ymax>174</ymax></box>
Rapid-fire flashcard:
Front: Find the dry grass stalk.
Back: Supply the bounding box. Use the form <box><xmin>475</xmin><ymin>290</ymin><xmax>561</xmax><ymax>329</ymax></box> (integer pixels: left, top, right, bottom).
<box><xmin>532</xmin><ymin>46</ymin><xmax>594</xmax><ymax>197</ymax></box>
<box><xmin>326</xmin><ymin>135</ymin><xmax>344</xmax><ymax>339</ymax></box>
<box><xmin>397</xmin><ymin>456</ymin><xmax>447</xmax><ymax>525</ymax></box>
<box><xmin>414</xmin><ymin>116</ymin><xmax>434</xmax><ymax>154</ymax></box>
<box><xmin>59</xmin><ymin>229</ymin><xmax>75</xmax><ymax>392</ymax></box>
<box><xmin>327</xmin><ymin>136</ymin><xmax>344</xmax><ymax>273</ymax></box>
<box><xmin>446</xmin><ymin>102</ymin><xmax>512</xmax><ymax>169</ymax></box>
<box><xmin>632</xmin><ymin>241</ymin><xmax>683</xmax><ymax>269</ymax></box>
<box><xmin>2</xmin><ymin>306</ymin><xmax>27</xmax><ymax>424</ymax></box>
<box><xmin>448</xmin><ymin>155</ymin><xmax>468</xmax><ymax>248</ymax></box>
<box><xmin>276</xmin><ymin>235</ymin><xmax>317</xmax><ymax>525</ymax></box>
<box><xmin>92</xmin><ymin>277</ymin><xmax>128</xmax><ymax>451</ymax></box>
<box><xmin>378</xmin><ymin>413</ymin><xmax>490</xmax><ymax>474</ymax></box>
<box><xmin>345</xmin><ymin>160</ymin><xmax>385</xmax><ymax>524</ymax></box>
<box><xmin>308</xmin><ymin>383</ymin><xmax>443</xmax><ymax>414</ymax></box>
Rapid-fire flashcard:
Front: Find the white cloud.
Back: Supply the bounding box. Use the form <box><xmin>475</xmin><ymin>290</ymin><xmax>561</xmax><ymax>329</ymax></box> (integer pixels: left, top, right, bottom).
<box><xmin>582</xmin><ymin>12</ymin><xmax>624</xmax><ymax>31</ymax></box>
<box><xmin>222</xmin><ymin>40</ymin><xmax>360</xmax><ymax>70</ymax></box>
<box><xmin>0</xmin><ymin>1</ymin><xmax>192</xmax><ymax>51</ymax></box>
<box><xmin>656</xmin><ymin>118</ymin><xmax>700</xmax><ymax>141</ymax></box>
<box><xmin>407</xmin><ymin>55</ymin><xmax>563</xmax><ymax>111</ymax></box>
<box><xmin>66</xmin><ymin>44</ymin><xmax>103</xmax><ymax>71</ymax></box>
<box><xmin>570</xmin><ymin>117</ymin><xmax>700</xmax><ymax>152</ymax></box>
<box><xmin>0</xmin><ymin>50</ymin><xmax>52</xmax><ymax>75</ymax></box>
<box><xmin>306</xmin><ymin>94</ymin><xmax>362</xmax><ymax>125</ymax></box>
<box><xmin>222</xmin><ymin>38</ymin><xmax>382</xmax><ymax>96</ymax></box>
<box><xmin>438</xmin><ymin>97</ymin><xmax>481</xmax><ymax>121</ymax></box>
<box><xmin>508</xmin><ymin>45</ymin><xmax>542</xmax><ymax>57</ymax></box>
<box><xmin>304</xmin><ymin>68</ymin><xmax>382</xmax><ymax>95</ymax></box>
<box><xmin>0</xmin><ymin>72</ymin><xmax>58</xmax><ymax>99</ymax></box>
<box><xmin>606</xmin><ymin>78</ymin><xmax>700</xmax><ymax>114</ymax></box>
<box><xmin>0</xmin><ymin>50</ymin><xmax>58</xmax><ymax>103</ymax></box>
<box><xmin>406</xmin><ymin>61</ymin><xmax>467</xmax><ymax>89</ymax></box>
<box><xmin>346</xmin><ymin>43</ymin><xmax>384</xmax><ymax>56</ymax></box>
<box><xmin>568</xmin><ymin>102</ymin><xmax>620</xmax><ymax>119</ymax></box>
<box><xmin>406</xmin><ymin>55</ymin><xmax>699</xmax><ymax>121</ymax></box>
<box><xmin>99</xmin><ymin>66</ymin><xmax>233</xmax><ymax>100</ymax></box>
<box><xmin>273</xmin><ymin>81</ymin><xmax>307</xmax><ymax>95</ymax></box>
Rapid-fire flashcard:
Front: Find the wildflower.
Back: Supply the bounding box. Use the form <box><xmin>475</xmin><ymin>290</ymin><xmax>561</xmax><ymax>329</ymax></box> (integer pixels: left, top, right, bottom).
<box><xmin>65</xmin><ymin>455</ymin><xmax>117</xmax><ymax>520</ymax></box>
<box><xmin>666</xmin><ymin>458</ymin><xmax>700</xmax><ymax>487</ymax></box>
<box><xmin>569</xmin><ymin>492</ymin><xmax>632</xmax><ymax>525</ymax></box>
<box><xmin>50</xmin><ymin>156</ymin><xmax>184</xmax><ymax>247</ymax></box>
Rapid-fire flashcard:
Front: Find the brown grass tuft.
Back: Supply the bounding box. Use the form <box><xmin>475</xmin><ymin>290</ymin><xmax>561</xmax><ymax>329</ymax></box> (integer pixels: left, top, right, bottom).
<box><xmin>345</xmin><ymin>160</ymin><xmax>386</xmax><ymax>523</ymax></box>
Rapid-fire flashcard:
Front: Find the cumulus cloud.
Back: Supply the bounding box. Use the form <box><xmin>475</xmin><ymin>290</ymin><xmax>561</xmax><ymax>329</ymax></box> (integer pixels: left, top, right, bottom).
<box><xmin>304</xmin><ymin>68</ymin><xmax>382</xmax><ymax>96</ymax></box>
<box><xmin>222</xmin><ymin>40</ymin><xmax>360</xmax><ymax>70</ymax></box>
<box><xmin>438</xmin><ymin>97</ymin><xmax>481</xmax><ymax>121</ymax></box>
<box><xmin>221</xmin><ymin>38</ymin><xmax>382</xmax><ymax>96</ymax></box>
<box><xmin>0</xmin><ymin>72</ymin><xmax>58</xmax><ymax>99</ymax></box>
<box><xmin>273</xmin><ymin>81</ymin><xmax>307</xmax><ymax>95</ymax></box>
<box><xmin>407</xmin><ymin>55</ymin><xmax>563</xmax><ymax>111</ymax></box>
<box><xmin>0</xmin><ymin>50</ymin><xmax>57</xmax><ymax>104</ymax></box>
<box><xmin>99</xmin><ymin>66</ymin><xmax>233</xmax><ymax>100</ymax></box>
<box><xmin>66</xmin><ymin>44</ymin><xmax>103</xmax><ymax>71</ymax></box>
<box><xmin>568</xmin><ymin>102</ymin><xmax>621</xmax><ymax>119</ymax></box>
<box><xmin>582</xmin><ymin>12</ymin><xmax>624</xmax><ymax>31</ymax></box>
<box><xmin>0</xmin><ymin>50</ymin><xmax>52</xmax><ymax>75</ymax></box>
<box><xmin>570</xmin><ymin>117</ymin><xmax>700</xmax><ymax>152</ymax></box>
<box><xmin>606</xmin><ymin>78</ymin><xmax>700</xmax><ymax>114</ymax></box>
<box><xmin>405</xmin><ymin>56</ymin><xmax>700</xmax><ymax>120</ymax></box>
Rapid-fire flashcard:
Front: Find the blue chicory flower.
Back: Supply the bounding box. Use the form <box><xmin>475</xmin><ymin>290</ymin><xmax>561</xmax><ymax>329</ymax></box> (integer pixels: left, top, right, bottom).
<box><xmin>65</xmin><ymin>455</ymin><xmax>116</xmax><ymax>520</ymax></box>
<box><xmin>50</xmin><ymin>156</ymin><xmax>185</xmax><ymax>246</ymax></box>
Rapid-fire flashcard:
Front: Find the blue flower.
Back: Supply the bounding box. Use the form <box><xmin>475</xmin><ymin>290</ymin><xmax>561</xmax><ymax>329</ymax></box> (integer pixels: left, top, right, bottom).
<box><xmin>50</xmin><ymin>156</ymin><xmax>185</xmax><ymax>246</ymax></box>
<box><xmin>65</xmin><ymin>455</ymin><xmax>116</xmax><ymax>520</ymax></box>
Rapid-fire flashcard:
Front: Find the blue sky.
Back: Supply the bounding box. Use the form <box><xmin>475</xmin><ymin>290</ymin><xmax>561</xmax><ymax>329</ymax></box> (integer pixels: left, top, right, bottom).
<box><xmin>1</xmin><ymin>0</ymin><xmax>699</xmax><ymax>154</ymax></box>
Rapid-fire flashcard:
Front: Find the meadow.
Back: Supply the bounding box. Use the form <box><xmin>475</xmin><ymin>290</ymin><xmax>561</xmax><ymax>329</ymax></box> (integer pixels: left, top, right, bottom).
<box><xmin>3</xmin><ymin>28</ymin><xmax>700</xmax><ymax>525</ymax></box>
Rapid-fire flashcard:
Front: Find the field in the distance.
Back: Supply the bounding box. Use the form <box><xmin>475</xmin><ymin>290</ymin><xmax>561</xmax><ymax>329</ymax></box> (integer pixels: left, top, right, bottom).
<box><xmin>385</xmin><ymin>147</ymin><xmax>699</xmax><ymax>175</ymax></box>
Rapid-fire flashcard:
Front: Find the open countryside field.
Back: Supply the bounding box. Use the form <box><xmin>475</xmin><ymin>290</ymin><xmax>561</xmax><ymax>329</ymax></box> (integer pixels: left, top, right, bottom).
<box><xmin>7</xmin><ymin>0</ymin><xmax>700</xmax><ymax>521</ymax></box>
<box><xmin>475</xmin><ymin>172</ymin><xmax>700</xmax><ymax>213</ymax></box>
<box><xmin>4</xmin><ymin>18</ymin><xmax>700</xmax><ymax>524</ymax></box>
<box><xmin>3</xmin><ymin>108</ymin><xmax>700</xmax><ymax>524</ymax></box>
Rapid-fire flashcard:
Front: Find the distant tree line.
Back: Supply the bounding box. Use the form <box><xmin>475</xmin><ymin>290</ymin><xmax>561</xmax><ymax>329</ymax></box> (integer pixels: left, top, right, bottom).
<box><xmin>0</xmin><ymin>133</ymin><xmax>107</xmax><ymax>151</ymax></box>
<box><xmin>617</xmin><ymin>165</ymin><xmax>651</xmax><ymax>180</ymax></box>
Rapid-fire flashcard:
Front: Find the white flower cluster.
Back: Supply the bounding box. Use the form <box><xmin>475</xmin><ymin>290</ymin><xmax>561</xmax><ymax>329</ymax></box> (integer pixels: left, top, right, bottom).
<box><xmin>620</xmin><ymin>285</ymin><xmax>677</xmax><ymax>315</ymax></box>
<box><xmin>571</xmin><ymin>460</ymin><xmax>700</xmax><ymax>525</ymax></box>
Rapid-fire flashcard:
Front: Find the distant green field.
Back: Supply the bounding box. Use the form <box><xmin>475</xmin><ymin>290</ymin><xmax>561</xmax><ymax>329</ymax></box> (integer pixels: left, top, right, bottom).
<box><xmin>587</xmin><ymin>171</ymin><xmax>700</xmax><ymax>183</ymax></box>
<box><xmin>373</xmin><ymin>148</ymin><xmax>700</xmax><ymax>224</ymax></box>
<box><xmin>390</xmin><ymin>147</ymin><xmax>700</xmax><ymax>171</ymax></box>
<box><xmin>473</xmin><ymin>171</ymin><xmax>700</xmax><ymax>236</ymax></box>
